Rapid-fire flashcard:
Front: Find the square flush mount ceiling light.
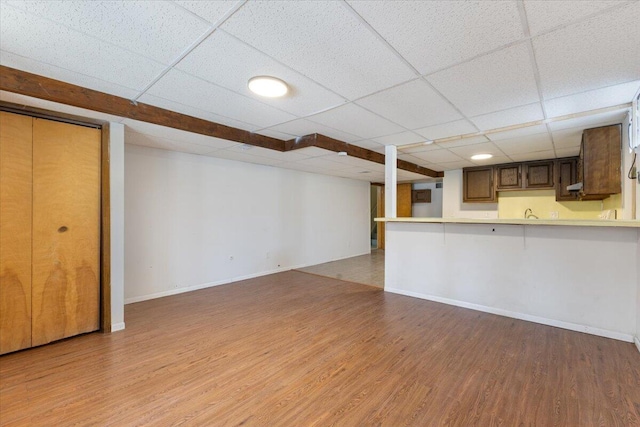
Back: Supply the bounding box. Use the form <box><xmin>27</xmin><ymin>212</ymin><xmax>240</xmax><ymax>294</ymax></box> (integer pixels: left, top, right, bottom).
<box><xmin>248</xmin><ymin>76</ymin><xmax>288</xmax><ymax>98</ymax></box>
<box><xmin>471</xmin><ymin>153</ymin><xmax>493</xmax><ymax>160</ymax></box>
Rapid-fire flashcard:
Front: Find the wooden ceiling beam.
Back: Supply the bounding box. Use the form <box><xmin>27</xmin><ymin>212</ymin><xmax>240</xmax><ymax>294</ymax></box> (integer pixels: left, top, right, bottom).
<box><xmin>0</xmin><ymin>66</ymin><xmax>440</xmax><ymax>178</ymax></box>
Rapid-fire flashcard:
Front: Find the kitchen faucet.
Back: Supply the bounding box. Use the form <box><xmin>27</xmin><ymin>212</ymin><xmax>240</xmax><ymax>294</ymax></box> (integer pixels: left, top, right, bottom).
<box><xmin>524</xmin><ymin>208</ymin><xmax>539</xmax><ymax>219</ymax></box>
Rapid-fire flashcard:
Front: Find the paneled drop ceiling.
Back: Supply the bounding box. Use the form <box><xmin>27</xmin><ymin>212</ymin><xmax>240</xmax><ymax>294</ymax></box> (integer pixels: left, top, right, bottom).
<box><xmin>1</xmin><ymin>0</ymin><xmax>639</xmax><ymax>182</ymax></box>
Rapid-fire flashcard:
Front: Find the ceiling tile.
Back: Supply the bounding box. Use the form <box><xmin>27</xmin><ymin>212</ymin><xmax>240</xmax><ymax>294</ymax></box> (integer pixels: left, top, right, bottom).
<box><xmin>355</xmin><ymin>79</ymin><xmax>461</xmax><ymax>129</ymax></box>
<box><xmin>414</xmin><ymin>119</ymin><xmax>477</xmax><ymax>140</ymax></box>
<box><xmin>350</xmin><ymin>140</ymin><xmax>386</xmax><ymax>151</ymax></box>
<box><xmin>508</xmin><ymin>150</ymin><xmax>556</xmax><ymax>162</ymax></box>
<box><xmin>0</xmin><ymin>50</ymin><xmax>140</xmax><ymax>99</ymax></box>
<box><xmin>436</xmin><ymin>135</ymin><xmax>490</xmax><ymax>149</ymax></box>
<box><xmin>205</xmin><ymin>148</ymin><xmax>285</xmax><ymax>167</ymax></box>
<box><xmin>374</xmin><ymin>131</ymin><xmax>426</xmax><ymax>146</ymax></box>
<box><xmin>426</xmin><ymin>43</ymin><xmax>540</xmax><ymax>117</ymax></box>
<box><xmin>551</xmin><ymin>127</ymin><xmax>583</xmax><ymax>149</ymax></box>
<box><xmin>547</xmin><ymin>109</ymin><xmax>628</xmax><ymax>131</ymax></box>
<box><xmin>544</xmin><ymin>80</ymin><xmax>640</xmax><ymax>118</ymax></box>
<box><xmin>470</xmin><ymin>103</ymin><xmax>544</xmax><ymax>131</ymax></box>
<box><xmin>177</xmin><ymin>31</ymin><xmax>347</xmax><ymax>116</ymax></box>
<box><xmin>122</xmin><ymin>119</ymin><xmax>239</xmax><ymax>150</ymax></box>
<box><xmin>224</xmin><ymin>145</ymin><xmax>311</xmax><ymax>162</ymax></box>
<box><xmin>137</xmin><ymin>93</ymin><xmax>260</xmax><ymax>131</ymax></box>
<box><xmin>293</xmin><ymin>156</ymin><xmax>354</xmax><ymax>171</ymax></box>
<box><xmin>435</xmin><ymin>160</ymin><xmax>477</xmax><ymax>171</ymax></box>
<box><xmin>308</xmin><ymin>103</ymin><xmax>405</xmax><ymax>139</ymax></box>
<box><xmin>255</xmin><ymin>128</ymin><xmax>295</xmax><ymax>141</ymax></box>
<box><xmin>220</xmin><ymin>0</ymin><xmax>416</xmax><ymax>99</ymax></box>
<box><xmin>397</xmin><ymin>170</ymin><xmax>431</xmax><ymax>182</ymax></box>
<box><xmin>125</xmin><ymin>130</ymin><xmax>218</xmax><ymax>156</ymax></box>
<box><xmin>493</xmin><ymin>133</ymin><xmax>554</xmax><ymax>155</ymax></box>
<box><xmin>533</xmin><ymin>2</ymin><xmax>640</xmax><ymax>99</ymax></box>
<box><xmin>263</xmin><ymin>118</ymin><xmax>361</xmax><ymax>143</ymax></box>
<box><xmin>470</xmin><ymin>155</ymin><xmax>512</xmax><ymax>167</ymax></box>
<box><xmin>449</xmin><ymin>142</ymin><xmax>506</xmax><ymax>160</ymax></box>
<box><xmin>555</xmin><ymin>147</ymin><xmax>581</xmax><ymax>158</ymax></box>
<box><xmin>144</xmin><ymin>69</ymin><xmax>296</xmax><ymax>129</ymax></box>
<box><xmin>524</xmin><ymin>0</ymin><xmax>627</xmax><ymax>36</ymax></box>
<box><xmin>487</xmin><ymin>124</ymin><xmax>548</xmax><ymax>141</ymax></box>
<box><xmin>399</xmin><ymin>142</ymin><xmax>442</xmax><ymax>154</ymax></box>
<box><xmin>173</xmin><ymin>1</ymin><xmax>240</xmax><ymax>25</ymax></box>
<box><xmin>5</xmin><ymin>0</ymin><xmax>210</xmax><ymax>64</ymax></box>
<box><xmin>348</xmin><ymin>0</ymin><xmax>523</xmax><ymax>74</ymax></box>
<box><xmin>0</xmin><ymin>3</ymin><xmax>166</xmax><ymax>91</ymax></box>
<box><xmin>410</xmin><ymin>149</ymin><xmax>465</xmax><ymax>163</ymax></box>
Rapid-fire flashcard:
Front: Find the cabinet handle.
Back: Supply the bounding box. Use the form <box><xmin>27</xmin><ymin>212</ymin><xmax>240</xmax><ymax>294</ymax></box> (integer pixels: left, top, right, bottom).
<box><xmin>58</xmin><ymin>226</ymin><xmax>68</xmax><ymax>233</ymax></box>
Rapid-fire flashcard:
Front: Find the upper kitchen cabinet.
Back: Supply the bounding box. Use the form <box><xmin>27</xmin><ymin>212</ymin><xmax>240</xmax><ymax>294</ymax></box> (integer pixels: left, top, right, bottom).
<box><xmin>555</xmin><ymin>157</ymin><xmax>579</xmax><ymax>201</ymax></box>
<box><xmin>578</xmin><ymin>124</ymin><xmax>621</xmax><ymax>200</ymax></box>
<box><xmin>463</xmin><ymin>166</ymin><xmax>495</xmax><ymax>203</ymax></box>
<box><xmin>524</xmin><ymin>160</ymin><xmax>554</xmax><ymax>189</ymax></box>
<box><xmin>495</xmin><ymin>164</ymin><xmax>521</xmax><ymax>191</ymax></box>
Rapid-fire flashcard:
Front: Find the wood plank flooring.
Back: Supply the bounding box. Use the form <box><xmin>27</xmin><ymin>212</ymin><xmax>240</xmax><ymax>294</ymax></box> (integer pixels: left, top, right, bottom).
<box><xmin>1</xmin><ymin>270</ymin><xmax>639</xmax><ymax>426</ymax></box>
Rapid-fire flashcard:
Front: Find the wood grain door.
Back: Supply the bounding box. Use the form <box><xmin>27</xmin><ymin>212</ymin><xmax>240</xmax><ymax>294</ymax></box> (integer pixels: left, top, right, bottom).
<box><xmin>31</xmin><ymin>118</ymin><xmax>101</xmax><ymax>346</ymax></box>
<box><xmin>0</xmin><ymin>112</ymin><xmax>33</xmax><ymax>354</ymax></box>
<box><xmin>377</xmin><ymin>183</ymin><xmax>412</xmax><ymax>250</ymax></box>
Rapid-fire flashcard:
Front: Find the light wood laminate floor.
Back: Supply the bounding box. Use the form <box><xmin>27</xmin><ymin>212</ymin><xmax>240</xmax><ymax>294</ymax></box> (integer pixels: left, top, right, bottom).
<box><xmin>296</xmin><ymin>250</ymin><xmax>384</xmax><ymax>288</ymax></box>
<box><xmin>1</xmin><ymin>271</ymin><xmax>639</xmax><ymax>426</ymax></box>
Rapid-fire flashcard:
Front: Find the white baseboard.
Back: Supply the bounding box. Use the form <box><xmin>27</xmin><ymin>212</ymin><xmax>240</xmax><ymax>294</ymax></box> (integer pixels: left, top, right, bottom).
<box><xmin>385</xmin><ymin>287</ymin><xmax>634</xmax><ymax>343</ymax></box>
<box><xmin>635</xmin><ymin>336</ymin><xmax>640</xmax><ymax>353</ymax></box>
<box><xmin>123</xmin><ymin>251</ymin><xmax>372</xmax><ymax>305</ymax></box>
<box><xmin>111</xmin><ymin>322</ymin><xmax>125</xmax><ymax>332</ymax></box>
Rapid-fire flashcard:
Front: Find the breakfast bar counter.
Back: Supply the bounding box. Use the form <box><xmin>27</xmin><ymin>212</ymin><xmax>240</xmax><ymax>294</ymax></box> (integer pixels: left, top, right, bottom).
<box><xmin>376</xmin><ymin>217</ymin><xmax>640</xmax><ymax>345</ymax></box>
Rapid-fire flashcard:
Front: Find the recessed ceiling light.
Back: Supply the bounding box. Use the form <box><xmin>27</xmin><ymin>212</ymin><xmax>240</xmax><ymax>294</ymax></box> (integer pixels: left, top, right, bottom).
<box><xmin>248</xmin><ymin>76</ymin><xmax>288</xmax><ymax>98</ymax></box>
<box><xmin>337</xmin><ymin>151</ymin><xmax>348</xmax><ymax>156</ymax></box>
<box><xmin>471</xmin><ymin>153</ymin><xmax>493</xmax><ymax>160</ymax></box>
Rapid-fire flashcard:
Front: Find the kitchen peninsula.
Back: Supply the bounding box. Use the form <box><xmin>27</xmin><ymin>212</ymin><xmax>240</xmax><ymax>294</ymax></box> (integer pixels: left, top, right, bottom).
<box><xmin>377</xmin><ymin>217</ymin><xmax>640</xmax><ymax>345</ymax></box>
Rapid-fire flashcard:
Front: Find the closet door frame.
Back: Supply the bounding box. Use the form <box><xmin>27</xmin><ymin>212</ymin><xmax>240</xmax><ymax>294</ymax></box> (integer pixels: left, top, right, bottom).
<box><xmin>1</xmin><ymin>101</ymin><xmax>112</xmax><ymax>333</ymax></box>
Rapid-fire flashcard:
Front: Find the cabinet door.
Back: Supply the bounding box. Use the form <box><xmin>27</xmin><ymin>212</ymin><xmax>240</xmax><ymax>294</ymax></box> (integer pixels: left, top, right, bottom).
<box><xmin>525</xmin><ymin>161</ymin><xmax>554</xmax><ymax>189</ymax></box>
<box><xmin>495</xmin><ymin>164</ymin><xmax>522</xmax><ymax>190</ymax></box>
<box><xmin>0</xmin><ymin>112</ymin><xmax>33</xmax><ymax>354</ymax></box>
<box><xmin>555</xmin><ymin>158</ymin><xmax>579</xmax><ymax>201</ymax></box>
<box><xmin>31</xmin><ymin>118</ymin><xmax>101</xmax><ymax>346</ymax></box>
<box><xmin>463</xmin><ymin>167</ymin><xmax>495</xmax><ymax>202</ymax></box>
<box><xmin>583</xmin><ymin>125</ymin><xmax>621</xmax><ymax>196</ymax></box>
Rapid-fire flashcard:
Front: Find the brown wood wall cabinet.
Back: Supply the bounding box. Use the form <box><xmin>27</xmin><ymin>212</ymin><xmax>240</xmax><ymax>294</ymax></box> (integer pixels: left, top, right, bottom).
<box><xmin>524</xmin><ymin>160</ymin><xmax>554</xmax><ymax>189</ymax></box>
<box><xmin>577</xmin><ymin>124</ymin><xmax>622</xmax><ymax>200</ymax></box>
<box><xmin>0</xmin><ymin>111</ymin><xmax>101</xmax><ymax>355</ymax></box>
<box><xmin>495</xmin><ymin>164</ymin><xmax>521</xmax><ymax>190</ymax></box>
<box><xmin>555</xmin><ymin>157</ymin><xmax>579</xmax><ymax>201</ymax></box>
<box><xmin>463</xmin><ymin>166</ymin><xmax>495</xmax><ymax>203</ymax></box>
<box><xmin>411</xmin><ymin>189</ymin><xmax>432</xmax><ymax>203</ymax></box>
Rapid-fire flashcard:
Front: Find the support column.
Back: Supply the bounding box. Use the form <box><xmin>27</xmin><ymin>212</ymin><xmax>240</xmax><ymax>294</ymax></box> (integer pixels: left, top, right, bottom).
<box><xmin>385</xmin><ymin>145</ymin><xmax>397</xmax><ymax>218</ymax></box>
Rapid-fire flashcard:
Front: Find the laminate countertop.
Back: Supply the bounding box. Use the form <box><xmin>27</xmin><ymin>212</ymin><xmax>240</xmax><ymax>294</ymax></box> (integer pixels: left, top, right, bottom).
<box><xmin>375</xmin><ymin>217</ymin><xmax>640</xmax><ymax>228</ymax></box>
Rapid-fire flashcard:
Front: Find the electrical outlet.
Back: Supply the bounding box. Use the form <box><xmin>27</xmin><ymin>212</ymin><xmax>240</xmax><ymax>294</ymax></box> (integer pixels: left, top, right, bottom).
<box><xmin>550</xmin><ymin>211</ymin><xmax>559</xmax><ymax>219</ymax></box>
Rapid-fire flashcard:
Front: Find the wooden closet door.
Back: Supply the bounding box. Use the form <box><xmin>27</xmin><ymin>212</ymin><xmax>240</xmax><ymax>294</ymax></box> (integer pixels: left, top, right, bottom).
<box><xmin>0</xmin><ymin>112</ymin><xmax>33</xmax><ymax>354</ymax></box>
<box><xmin>32</xmin><ymin>118</ymin><xmax>101</xmax><ymax>346</ymax></box>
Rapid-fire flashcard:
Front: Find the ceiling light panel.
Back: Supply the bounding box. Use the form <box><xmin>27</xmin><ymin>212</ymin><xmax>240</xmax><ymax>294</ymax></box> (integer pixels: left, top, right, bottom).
<box><xmin>470</xmin><ymin>103</ymin><xmax>544</xmax><ymax>131</ymax></box>
<box><xmin>347</xmin><ymin>0</ymin><xmax>523</xmax><ymax>75</ymax></box>
<box><xmin>143</xmin><ymin>69</ymin><xmax>296</xmax><ymax>129</ymax></box>
<box><xmin>426</xmin><ymin>43</ymin><xmax>540</xmax><ymax>117</ymax></box>
<box><xmin>220</xmin><ymin>1</ymin><xmax>416</xmax><ymax>100</ymax></box>
<box><xmin>176</xmin><ymin>31</ymin><xmax>347</xmax><ymax>116</ymax></box>
<box><xmin>356</xmin><ymin>79</ymin><xmax>462</xmax><ymax>130</ymax></box>
<box><xmin>4</xmin><ymin>0</ymin><xmax>210</xmax><ymax>64</ymax></box>
<box><xmin>544</xmin><ymin>80</ymin><xmax>640</xmax><ymax>118</ymax></box>
<box><xmin>524</xmin><ymin>0</ymin><xmax>627</xmax><ymax>36</ymax></box>
<box><xmin>308</xmin><ymin>103</ymin><xmax>405</xmax><ymax>140</ymax></box>
<box><xmin>533</xmin><ymin>2</ymin><xmax>640</xmax><ymax>99</ymax></box>
<box><xmin>0</xmin><ymin>3</ymin><xmax>165</xmax><ymax>91</ymax></box>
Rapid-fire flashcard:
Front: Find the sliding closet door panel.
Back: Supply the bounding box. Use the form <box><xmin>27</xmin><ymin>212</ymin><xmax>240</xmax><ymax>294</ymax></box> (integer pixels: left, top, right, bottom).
<box><xmin>32</xmin><ymin>118</ymin><xmax>100</xmax><ymax>346</ymax></box>
<box><xmin>0</xmin><ymin>112</ymin><xmax>33</xmax><ymax>354</ymax></box>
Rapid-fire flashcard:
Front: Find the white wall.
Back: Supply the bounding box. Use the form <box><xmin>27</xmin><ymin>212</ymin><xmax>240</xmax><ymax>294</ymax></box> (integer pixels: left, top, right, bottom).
<box><xmin>124</xmin><ymin>144</ymin><xmax>371</xmax><ymax>303</ymax></box>
<box><xmin>412</xmin><ymin>182</ymin><xmax>443</xmax><ymax>217</ymax></box>
<box><xmin>109</xmin><ymin>123</ymin><xmax>125</xmax><ymax>332</ymax></box>
<box><xmin>385</xmin><ymin>221</ymin><xmax>639</xmax><ymax>342</ymax></box>
<box><xmin>442</xmin><ymin>169</ymin><xmax>498</xmax><ymax>219</ymax></box>
<box><xmin>620</xmin><ymin>114</ymin><xmax>634</xmax><ymax>220</ymax></box>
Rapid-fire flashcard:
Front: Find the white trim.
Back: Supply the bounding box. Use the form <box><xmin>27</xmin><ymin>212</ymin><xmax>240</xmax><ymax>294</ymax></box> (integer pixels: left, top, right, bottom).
<box><xmin>111</xmin><ymin>322</ymin><xmax>125</xmax><ymax>332</ymax></box>
<box><xmin>385</xmin><ymin>287</ymin><xmax>634</xmax><ymax>343</ymax></box>
<box><xmin>635</xmin><ymin>337</ymin><xmax>640</xmax><ymax>353</ymax></box>
<box><xmin>124</xmin><ymin>251</ymin><xmax>371</xmax><ymax>305</ymax></box>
